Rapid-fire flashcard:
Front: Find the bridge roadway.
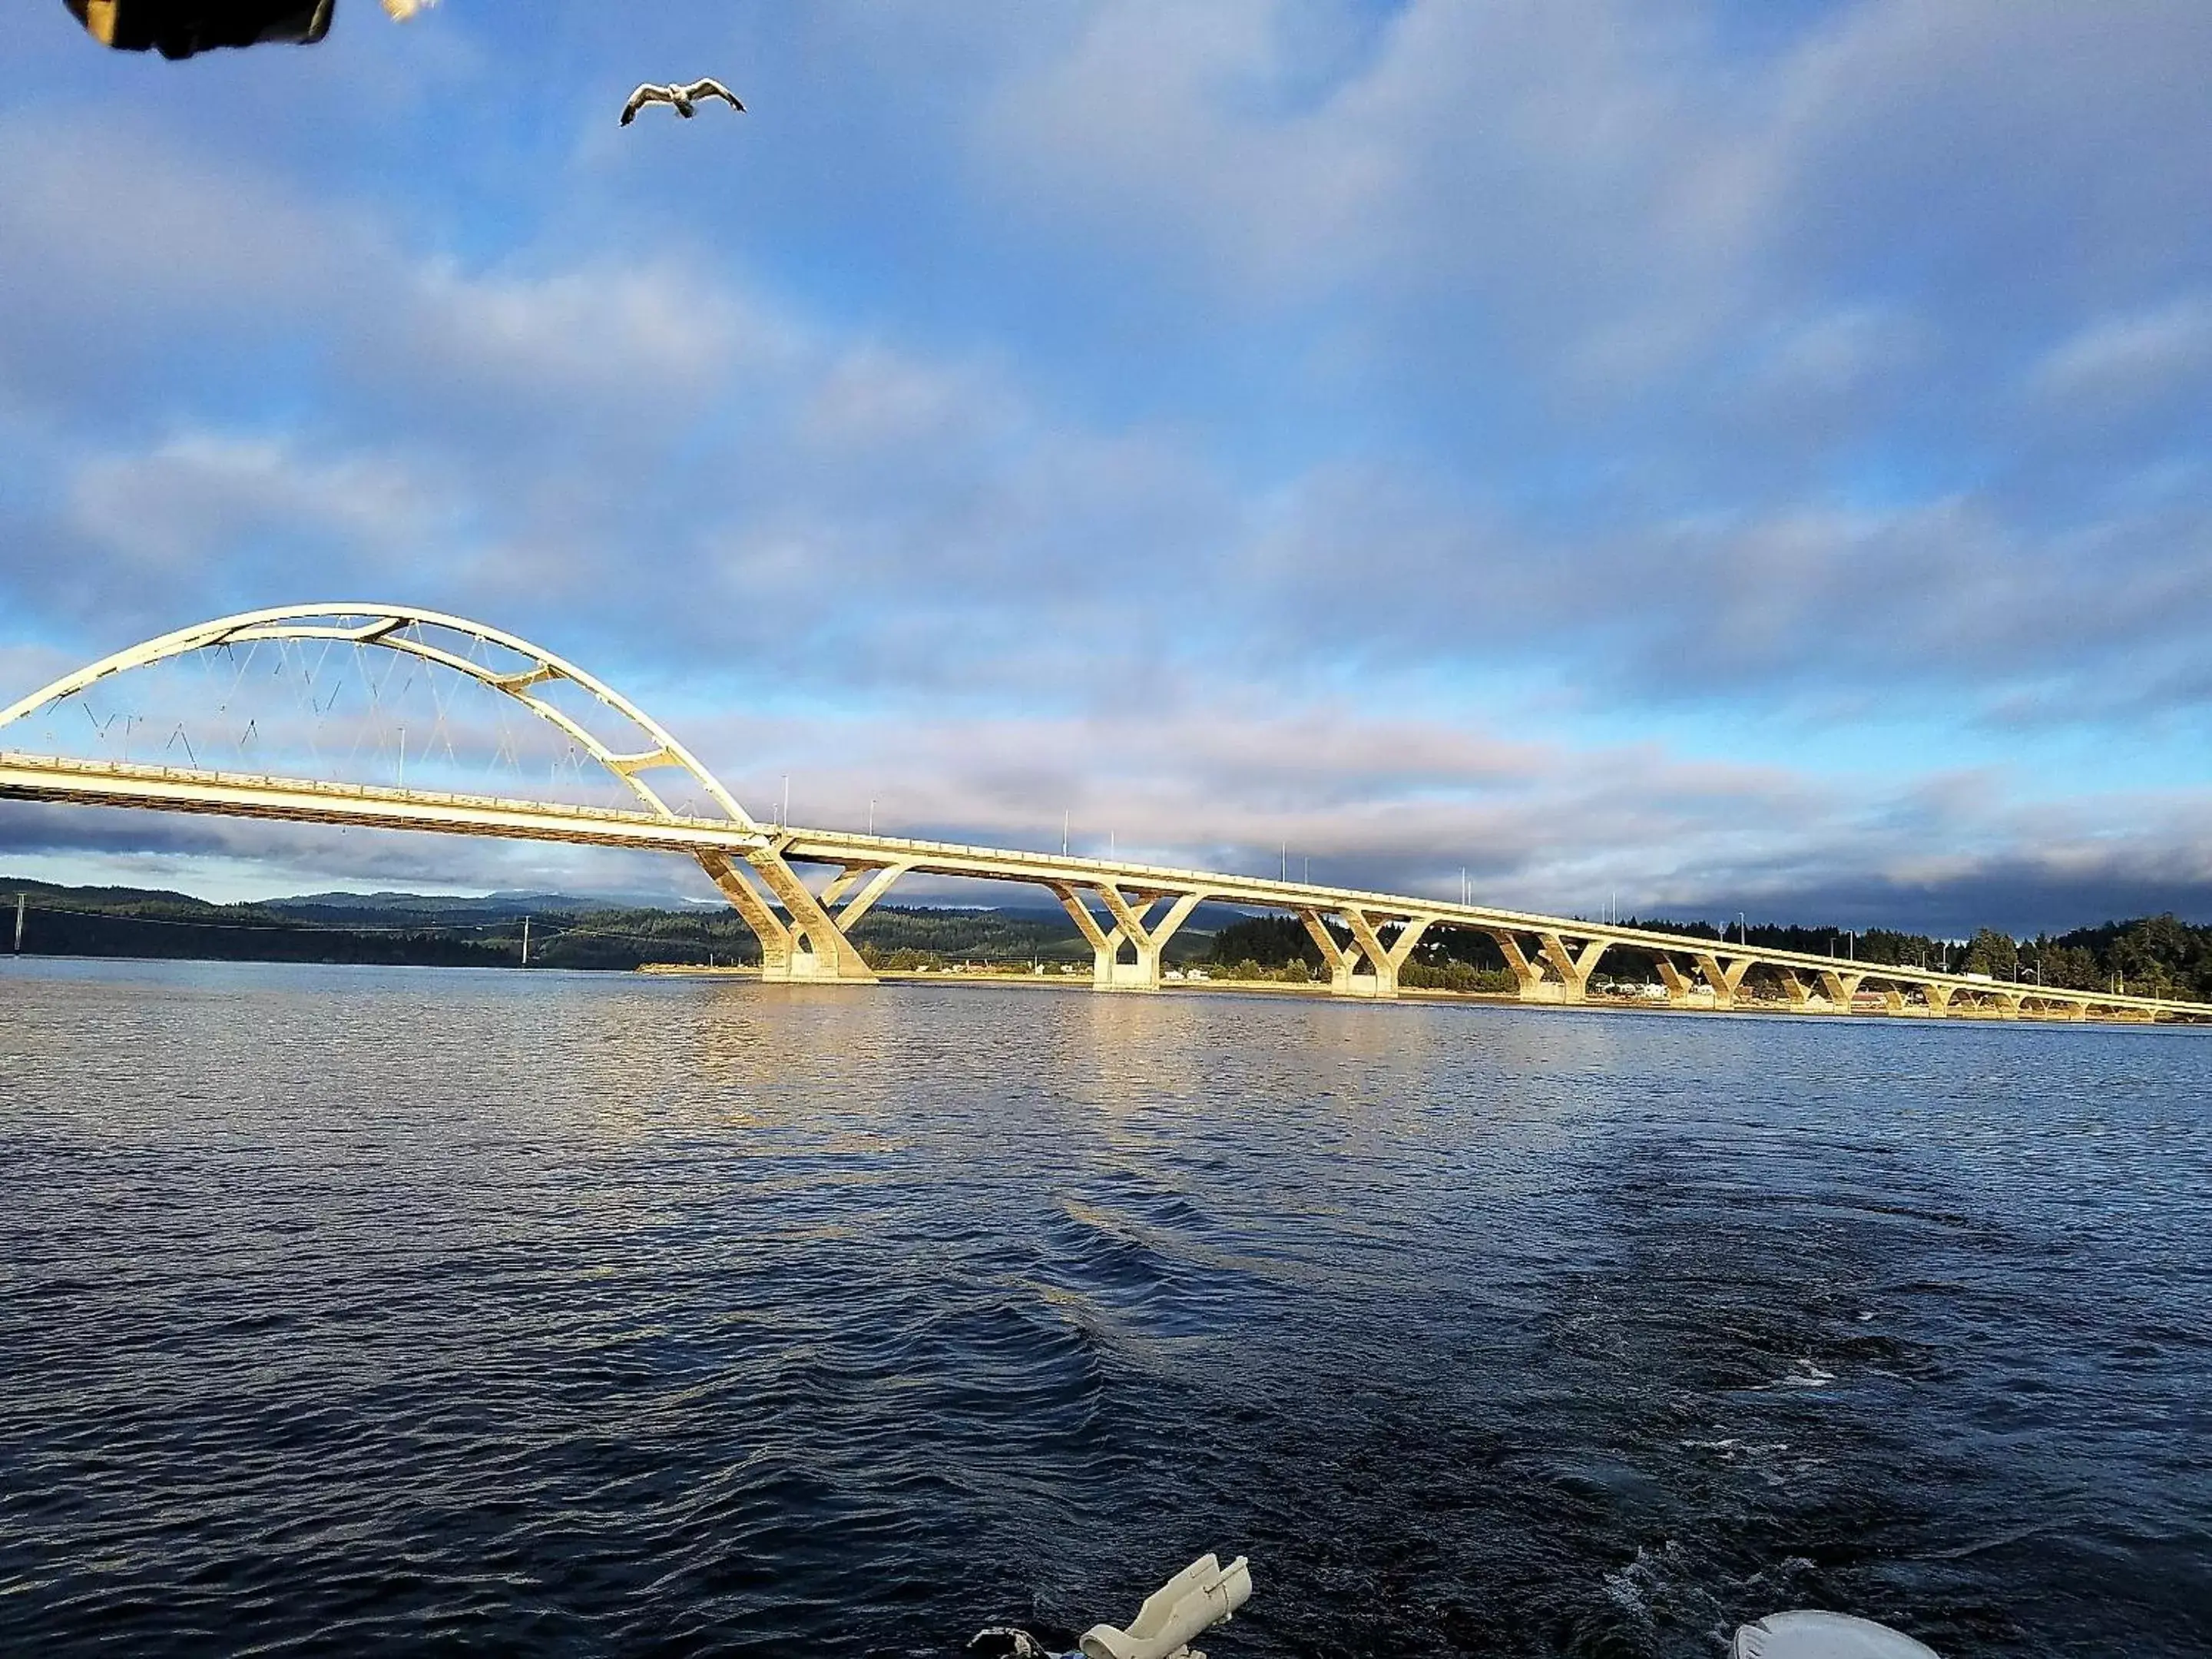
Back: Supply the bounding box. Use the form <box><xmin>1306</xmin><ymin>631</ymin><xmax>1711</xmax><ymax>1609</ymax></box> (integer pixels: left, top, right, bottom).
<box><xmin>3</xmin><ymin>749</ymin><xmax>2198</xmax><ymax>1025</ymax></box>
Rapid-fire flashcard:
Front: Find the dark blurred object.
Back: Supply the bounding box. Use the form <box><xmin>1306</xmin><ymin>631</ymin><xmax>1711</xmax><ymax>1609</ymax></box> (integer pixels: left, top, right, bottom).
<box><xmin>965</xmin><ymin>1631</ymin><xmax>1058</xmax><ymax>1659</ymax></box>
<box><xmin>65</xmin><ymin>0</ymin><xmax>335</xmax><ymax>59</ymax></box>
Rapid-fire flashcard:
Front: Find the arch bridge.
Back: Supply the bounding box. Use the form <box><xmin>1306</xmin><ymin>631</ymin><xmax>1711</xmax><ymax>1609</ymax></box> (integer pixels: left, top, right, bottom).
<box><xmin>1</xmin><ymin>604</ymin><xmax>2201</xmax><ymax>1026</ymax></box>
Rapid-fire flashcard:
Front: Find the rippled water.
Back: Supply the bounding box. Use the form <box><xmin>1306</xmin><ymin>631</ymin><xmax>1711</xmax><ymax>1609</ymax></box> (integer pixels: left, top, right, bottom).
<box><xmin>2</xmin><ymin>958</ymin><xmax>2207</xmax><ymax>1657</ymax></box>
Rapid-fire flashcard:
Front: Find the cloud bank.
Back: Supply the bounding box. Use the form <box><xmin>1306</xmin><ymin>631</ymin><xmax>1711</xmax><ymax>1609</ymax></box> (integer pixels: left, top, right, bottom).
<box><xmin>2</xmin><ymin>1</ymin><xmax>2210</xmax><ymax>932</ymax></box>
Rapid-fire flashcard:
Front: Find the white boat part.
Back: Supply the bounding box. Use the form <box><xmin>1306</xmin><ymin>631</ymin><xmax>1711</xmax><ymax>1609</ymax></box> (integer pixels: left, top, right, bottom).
<box><xmin>1078</xmin><ymin>1553</ymin><xmax>1253</xmax><ymax>1659</ymax></box>
<box><xmin>1736</xmin><ymin>1610</ymin><xmax>1940</xmax><ymax>1657</ymax></box>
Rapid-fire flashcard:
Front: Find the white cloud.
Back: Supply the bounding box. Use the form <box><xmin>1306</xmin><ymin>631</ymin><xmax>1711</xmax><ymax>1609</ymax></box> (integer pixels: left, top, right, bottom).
<box><xmin>387</xmin><ymin>260</ymin><xmax>770</xmax><ymax>405</ymax></box>
<box><xmin>972</xmin><ymin>0</ymin><xmax>2212</xmax><ymax>421</ymax></box>
<box><xmin>2028</xmin><ymin>295</ymin><xmax>2212</xmax><ymax>416</ymax></box>
<box><xmin>6</xmin><ymin>3</ymin><xmax>2212</xmax><ymax>932</ymax></box>
<box><xmin>977</xmin><ymin>0</ymin><xmax>1757</xmax><ymax>319</ymax></box>
<box><xmin>69</xmin><ymin>432</ymin><xmax>455</xmax><ymax>575</ymax></box>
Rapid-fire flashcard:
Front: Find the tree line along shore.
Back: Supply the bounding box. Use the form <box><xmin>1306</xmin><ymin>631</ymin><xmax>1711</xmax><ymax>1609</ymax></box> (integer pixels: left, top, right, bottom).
<box><xmin>3</xmin><ymin>878</ymin><xmax>2206</xmax><ymax>1002</ymax></box>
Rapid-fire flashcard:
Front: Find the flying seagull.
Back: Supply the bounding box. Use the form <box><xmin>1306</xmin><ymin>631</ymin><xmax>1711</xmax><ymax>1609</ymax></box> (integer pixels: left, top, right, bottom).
<box><xmin>621</xmin><ymin>78</ymin><xmax>746</xmax><ymax>126</ymax></box>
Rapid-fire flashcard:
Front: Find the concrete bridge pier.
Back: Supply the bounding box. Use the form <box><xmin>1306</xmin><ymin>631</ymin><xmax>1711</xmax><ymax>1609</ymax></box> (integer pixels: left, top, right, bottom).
<box><xmin>1538</xmin><ymin>932</ymin><xmax>1609</xmax><ymax>1002</ymax></box>
<box><xmin>1779</xmin><ymin>967</ymin><xmax>1879</xmax><ymax>1013</ymax></box>
<box><xmin>1694</xmin><ymin>952</ymin><xmax>1756</xmax><ymax>1009</ymax></box>
<box><xmin>698</xmin><ymin>847</ymin><xmax>877</xmax><ymax>983</ymax></box>
<box><xmin>1651</xmin><ymin>955</ymin><xmax>1697</xmax><ymax>1007</ymax></box>
<box><xmin>1298</xmin><ymin>907</ymin><xmax>1435</xmax><ymax>998</ymax></box>
<box><xmin>1489</xmin><ymin>931</ymin><xmax>1548</xmax><ymax>1000</ymax></box>
<box><xmin>1300</xmin><ymin>909</ymin><xmax>1367</xmax><ymax>995</ymax></box>
<box><xmin>1053</xmin><ymin>883</ymin><xmax>1203</xmax><ymax>991</ymax></box>
<box><xmin>1650</xmin><ymin>951</ymin><xmax>1755</xmax><ymax>1009</ymax></box>
<box><xmin>1344</xmin><ymin>909</ymin><xmax>1435</xmax><ymax>998</ymax></box>
<box><xmin>1481</xmin><ymin>929</ymin><xmax>1609</xmax><ymax>1004</ymax></box>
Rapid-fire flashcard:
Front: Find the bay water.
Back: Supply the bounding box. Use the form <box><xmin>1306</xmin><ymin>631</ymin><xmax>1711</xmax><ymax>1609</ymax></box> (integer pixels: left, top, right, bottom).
<box><xmin>2</xmin><ymin>958</ymin><xmax>2207</xmax><ymax>1655</ymax></box>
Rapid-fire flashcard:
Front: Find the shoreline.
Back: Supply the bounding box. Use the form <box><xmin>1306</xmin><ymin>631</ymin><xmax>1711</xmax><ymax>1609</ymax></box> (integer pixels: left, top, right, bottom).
<box><xmin>633</xmin><ymin>961</ymin><xmax>2152</xmax><ymax>1022</ymax></box>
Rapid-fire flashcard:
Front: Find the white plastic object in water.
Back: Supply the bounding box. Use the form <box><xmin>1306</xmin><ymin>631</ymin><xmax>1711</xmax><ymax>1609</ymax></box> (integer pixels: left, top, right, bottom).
<box><xmin>1079</xmin><ymin>1553</ymin><xmax>1253</xmax><ymax>1659</ymax></box>
<box><xmin>1735</xmin><ymin>1611</ymin><xmax>1941</xmax><ymax>1658</ymax></box>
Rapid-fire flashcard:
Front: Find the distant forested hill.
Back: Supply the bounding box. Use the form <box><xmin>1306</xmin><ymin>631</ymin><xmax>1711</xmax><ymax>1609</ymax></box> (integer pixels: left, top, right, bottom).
<box><xmin>1210</xmin><ymin>903</ymin><xmax>2212</xmax><ymax>997</ymax></box>
<box><xmin>1510</xmin><ymin>915</ymin><xmax>2207</xmax><ymax>996</ymax></box>
<box><xmin>5</xmin><ymin>876</ymin><xmax>2206</xmax><ymax>994</ymax></box>
<box><xmin>0</xmin><ymin>879</ymin><xmax>521</xmax><ymax>968</ymax></box>
<box><xmin>0</xmin><ymin>881</ymin><xmax>1127</xmax><ymax>973</ymax></box>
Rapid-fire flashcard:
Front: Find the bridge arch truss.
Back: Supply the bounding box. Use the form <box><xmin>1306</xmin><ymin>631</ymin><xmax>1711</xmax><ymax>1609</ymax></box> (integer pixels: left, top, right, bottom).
<box><xmin>0</xmin><ymin>604</ymin><xmax>869</xmax><ymax>981</ymax></box>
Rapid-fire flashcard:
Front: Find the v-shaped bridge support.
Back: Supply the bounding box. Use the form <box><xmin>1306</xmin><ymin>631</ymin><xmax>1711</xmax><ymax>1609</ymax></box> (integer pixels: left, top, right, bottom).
<box><xmin>1053</xmin><ymin>882</ymin><xmax>1206</xmax><ymax>989</ymax></box>
<box><xmin>698</xmin><ymin>846</ymin><xmax>879</xmax><ymax>982</ymax></box>
<box><xmin>1299</xmin><ymin>907</ymin><xmax>1436</xmax><ymax>997</ymax></box>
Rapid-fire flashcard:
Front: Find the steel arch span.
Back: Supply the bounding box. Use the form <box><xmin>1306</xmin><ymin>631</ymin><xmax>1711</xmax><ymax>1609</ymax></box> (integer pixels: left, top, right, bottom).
<box><xmin>0</xmin><ymin>603</ymin><xmax>756</xmax><ymax>826</ymax></box>
<box><xmin>0</xmin><ymin>603</ymin><xmax>873</xmax><ymax>981</ymax></box>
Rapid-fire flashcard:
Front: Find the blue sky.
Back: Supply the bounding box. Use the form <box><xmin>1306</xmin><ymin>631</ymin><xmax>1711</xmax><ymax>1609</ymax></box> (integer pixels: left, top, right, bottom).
<box><xmin>2</xmin><ymin>0</ymin><xmax>2210</xmax><ymax>933</ymax></box>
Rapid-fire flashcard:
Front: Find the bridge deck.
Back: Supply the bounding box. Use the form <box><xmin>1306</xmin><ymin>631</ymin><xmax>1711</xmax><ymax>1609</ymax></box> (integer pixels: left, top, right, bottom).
<box><xmin>3</xmin><ymin>750</ymin><xmax>2200</xmax><ymax>1021</ymax></box>
<box><xmin>0</xmin><ymin>752</ymin><xmax>771</xmax><ymax>856</ymax></box>
<box><xmin>769</xmin><ymin>824</ymin><xmax>2187</xmax><ymax>1013</ymax></box>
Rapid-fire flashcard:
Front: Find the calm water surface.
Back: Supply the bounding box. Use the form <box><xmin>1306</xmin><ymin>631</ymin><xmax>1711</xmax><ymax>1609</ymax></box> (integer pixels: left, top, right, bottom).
<box><xmin>1</xmin><ymin>958</ymin><xmax>2207</xmax><ymax>1657</ymax></box>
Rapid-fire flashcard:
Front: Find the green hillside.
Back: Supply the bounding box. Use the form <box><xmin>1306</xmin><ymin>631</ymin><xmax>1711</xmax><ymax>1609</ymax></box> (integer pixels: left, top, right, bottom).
<box><xmin>5</xmin><ymin>876</ymin><xmax>2206</xmax><ymax>995</ymax></box>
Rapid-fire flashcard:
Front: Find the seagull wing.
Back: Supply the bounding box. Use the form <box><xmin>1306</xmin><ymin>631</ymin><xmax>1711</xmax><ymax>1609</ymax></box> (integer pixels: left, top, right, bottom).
<box><xmin>621</xmin><ymin>84</ymin><xmax>672</xmax><ymax>125</ymax></box>
<box><xmin>684</xmin><ymin>78</ymin><xmax>747</xmax><ymax>112</ymax></box>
